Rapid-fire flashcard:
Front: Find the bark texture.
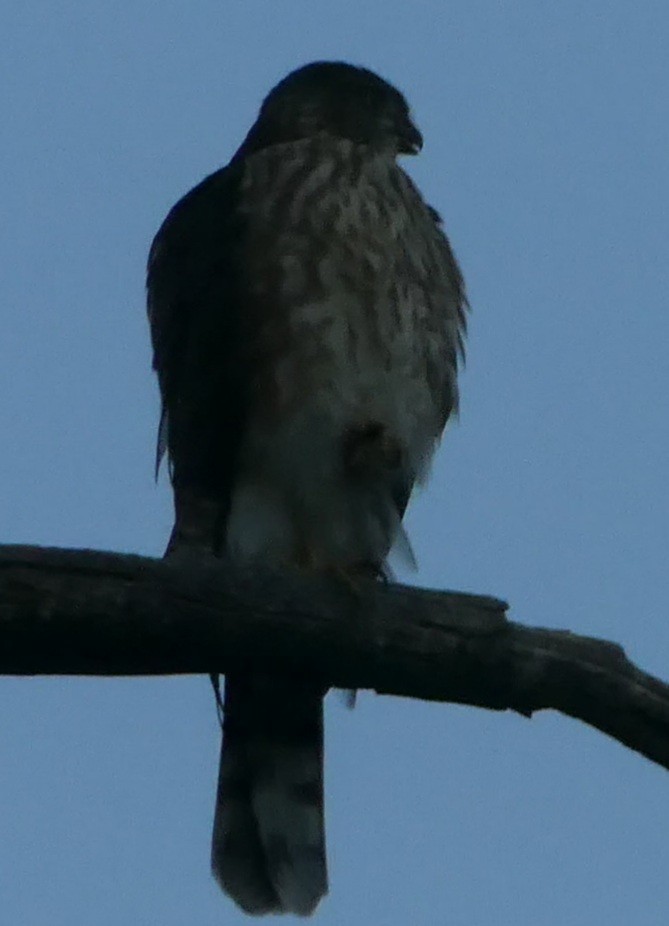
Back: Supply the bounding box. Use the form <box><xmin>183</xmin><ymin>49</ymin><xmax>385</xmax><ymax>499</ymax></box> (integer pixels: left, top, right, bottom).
<box><xmin>0</xmin><ymin>544</ymin><xmax>667</xmax><ymax>771</ymax></box>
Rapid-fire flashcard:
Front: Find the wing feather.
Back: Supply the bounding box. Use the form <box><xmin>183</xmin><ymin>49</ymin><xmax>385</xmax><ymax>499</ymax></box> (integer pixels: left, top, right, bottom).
<box><xmin>146</xmin><ymin>163</ymin><xmax>247</xmax><ymax>508</ymax></box>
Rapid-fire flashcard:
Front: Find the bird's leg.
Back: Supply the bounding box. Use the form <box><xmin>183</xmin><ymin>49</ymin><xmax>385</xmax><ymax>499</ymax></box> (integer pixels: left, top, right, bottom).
<box><xmin>165</xmin><ymin>486</ymin><xmax>224</xmax><ymax>559</ymax></box>
<box><xmin>295</xmin><ymin>545</ymin><xmax>380</xmax><ymax>595</ymax></box>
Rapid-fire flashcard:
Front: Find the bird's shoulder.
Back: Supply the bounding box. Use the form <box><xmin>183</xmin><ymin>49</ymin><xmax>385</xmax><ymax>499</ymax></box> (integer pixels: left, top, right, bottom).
<box><xmin>147</xmin><ymin>162</ymin><xmax>242</xmax><ymax>294</ymax></box>
<box><xmin>146</xmin><ymin>159</ymin><xmax>246</xmax><ymax>381</ymax></box>
<box><xmin>146</xmin><ymin>160</ymin><xmax>247</xmax><ymax>478</ymax></box>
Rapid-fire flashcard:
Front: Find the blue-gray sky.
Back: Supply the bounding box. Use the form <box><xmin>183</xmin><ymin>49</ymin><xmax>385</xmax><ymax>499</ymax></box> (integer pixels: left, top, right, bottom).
<box><xmin>2</xmin><ymin>3</ymin><xmax>668</xmax><ymax>924</ymax></box>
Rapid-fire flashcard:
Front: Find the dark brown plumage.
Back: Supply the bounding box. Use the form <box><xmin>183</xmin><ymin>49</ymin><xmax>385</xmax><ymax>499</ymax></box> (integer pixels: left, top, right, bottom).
<box><xmin>147</xmin><ymin>60</ymin><xmax>467</xmax><ymax>915</ymax></box>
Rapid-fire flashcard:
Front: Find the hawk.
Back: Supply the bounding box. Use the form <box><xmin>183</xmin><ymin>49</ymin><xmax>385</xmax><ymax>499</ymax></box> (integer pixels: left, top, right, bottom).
<box><xmin>147</xmin><ymin>61</ymin><xmax>466</xmax><ymax>916</ymax></box>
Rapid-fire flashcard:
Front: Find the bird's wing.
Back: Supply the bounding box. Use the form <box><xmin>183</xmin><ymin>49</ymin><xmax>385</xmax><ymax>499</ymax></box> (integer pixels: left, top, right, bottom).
<box><xmin>146</xmin><ymin>163</ymin><xmax>247</xmax><ymax>517</ymax></box>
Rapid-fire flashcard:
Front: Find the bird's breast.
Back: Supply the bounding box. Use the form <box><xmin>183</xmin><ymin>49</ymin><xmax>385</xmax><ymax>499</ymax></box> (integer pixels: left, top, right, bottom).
<box><xmin>238</xmin><ymin>138</ymin><xmax>455</xmax><ymax>465</ymax></box>
<box><xmin>225</xmin><ymin>138</ymin><xmax>461</xmax><ymax>566</ymax></box>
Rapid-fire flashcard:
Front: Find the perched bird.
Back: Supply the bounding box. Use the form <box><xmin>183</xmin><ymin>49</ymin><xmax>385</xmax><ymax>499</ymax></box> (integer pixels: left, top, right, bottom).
<box><xmin>147</xmin><ymin>60</ymin><xmax>467</xmax><ymax>916</ymax></box>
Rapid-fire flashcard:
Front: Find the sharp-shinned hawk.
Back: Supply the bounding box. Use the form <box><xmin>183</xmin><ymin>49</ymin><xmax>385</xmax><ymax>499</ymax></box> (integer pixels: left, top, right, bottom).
<box><xmin>147</xmin><ymin>60</ymin><xmax>467</xmax><ymax>916</ymax></box>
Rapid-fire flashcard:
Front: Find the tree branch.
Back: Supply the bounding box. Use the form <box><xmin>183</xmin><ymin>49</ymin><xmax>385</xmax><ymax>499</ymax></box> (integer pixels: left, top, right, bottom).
<box><xmin>1</xmin><ymin>543</ymin><xmax>667</xmax><ymax>772</ymax></box>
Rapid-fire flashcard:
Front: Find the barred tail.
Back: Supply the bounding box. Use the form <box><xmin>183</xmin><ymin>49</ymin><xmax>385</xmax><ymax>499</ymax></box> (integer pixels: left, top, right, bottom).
<box><xmin>212</xmin><ymin>673</ymin><xmax>327</xmax><ymax>916</ymax></box>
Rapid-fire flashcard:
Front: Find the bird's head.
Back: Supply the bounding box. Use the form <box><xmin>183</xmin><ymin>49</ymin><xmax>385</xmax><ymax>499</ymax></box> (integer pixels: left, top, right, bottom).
<box><xmin>239</xmin><ymin>61</ymin><xmax>423</xmax><ymax>158</ymax></box>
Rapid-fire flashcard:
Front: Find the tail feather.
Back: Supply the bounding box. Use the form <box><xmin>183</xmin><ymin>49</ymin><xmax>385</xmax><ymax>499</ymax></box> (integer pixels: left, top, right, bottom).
<box><xmin>212</xmin><ymin>674</ymin><xmax>327</xmax><ymax>916</ymax></box>
<box><xmin>212</xmin><ymin>736</ymin><xmax>281</xmax><ymax>914</ymax></box>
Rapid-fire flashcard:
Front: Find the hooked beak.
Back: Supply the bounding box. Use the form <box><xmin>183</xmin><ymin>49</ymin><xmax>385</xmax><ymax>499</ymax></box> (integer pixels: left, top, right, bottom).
<box><xmin>398</xmin><ymin>118</ymin><xmax>423</xmax><ymax>155</ymax></box>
